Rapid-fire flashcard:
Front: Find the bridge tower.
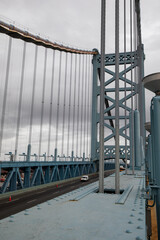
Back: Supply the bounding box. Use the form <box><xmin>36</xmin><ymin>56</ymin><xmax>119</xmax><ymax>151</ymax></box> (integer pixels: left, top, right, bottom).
<box><xmin>91</xmin><ymin>45</ymin><xmax>145</xmax><ymax>167</ymax></box>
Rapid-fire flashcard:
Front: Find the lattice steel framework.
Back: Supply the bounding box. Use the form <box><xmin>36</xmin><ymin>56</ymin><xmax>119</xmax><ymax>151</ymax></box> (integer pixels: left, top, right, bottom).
<box><xmin>91</xmin><ymin>46</ymin><xmax>145</xmax><ymax>162</ymax></box>
<box><xmin>0</xmin><ymin>161</ymin><xmax>116</xmax><ymax>193</ymax></box>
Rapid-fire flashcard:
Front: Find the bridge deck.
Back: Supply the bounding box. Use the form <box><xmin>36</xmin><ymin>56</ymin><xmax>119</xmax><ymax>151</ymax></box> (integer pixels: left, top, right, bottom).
<box><xmin>0</xmin><ymin>171</ymin><xmax>146</xmax><ymax>240</ymax></box>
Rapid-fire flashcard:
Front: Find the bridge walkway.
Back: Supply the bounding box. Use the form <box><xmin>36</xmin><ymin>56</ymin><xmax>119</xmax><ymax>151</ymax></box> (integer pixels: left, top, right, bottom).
<box><xmin>0</xmin><ymin>170</ymin><xmax>146</xmax><ymax>240</ymax></box>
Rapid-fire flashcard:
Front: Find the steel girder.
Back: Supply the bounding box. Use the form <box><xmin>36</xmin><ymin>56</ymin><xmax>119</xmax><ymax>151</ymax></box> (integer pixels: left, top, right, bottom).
<box><xmin>0</xmin><ymin>161</ymin><xmax>102</xmax><ymax>194</ymax></box>
<box><xmin>0</xmin><ymin>161</ymin><xmax>116</xmax><ymax>194</ymax></box>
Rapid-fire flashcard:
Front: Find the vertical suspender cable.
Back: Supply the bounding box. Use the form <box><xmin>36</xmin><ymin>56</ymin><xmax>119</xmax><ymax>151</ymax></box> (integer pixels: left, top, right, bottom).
<box><xmin>124</xmin><ymin>0</ymin><xmax>128</xmax><ymax>174</ymax></box>
<box><xmin>133</xmin><ymin>0</ymin><xmax>138</xmax><ymax>109</ymax></box>
<box><xmin>115</xmin><ymin>0</ymin><xmax>120</xmax><ymax>194</ymax></box>
<box><xmin>72</xmin><ymin>54</ymin><xmax>77</xmax><ymax>153</ymax></box>
<box><xmin>99</xmin><ymin>0</ymin><xmax>105</xmax><ymax>193</ymax></box>
<box><xmin>47</xmin><ymin>50</ymin><xmax>55</xmax><ymax>159</ymax></box>
<box><xmin>80</xmin><ymin>55</ymin><xmax>85</xmax><ymax>158</ymax></box>
<box><xmin>76</xmin><ymin>54</ymin><xmax>81</xmax><ymax>157</ymax></box>
<box><xmin>130</xmin><ymin>0</ymin><xmax>135</xmax><ymax>174</ymax></box>
<box><xmin>61</xmin><ymin>52</ymin><xmax>68</xmax><ymax>156</ymax></box>
<box><xmin>15</xmin><ymin>41</ymin><xmax>26</xmax><ymax>161</ymax></box>
<box><xmin>38</xmin><ymin>47</ymin><xmax>47</xmax><ymax>160</ymax></box>
<box><xmin>89</xmin><ymin>55</ymin><xmax>93</xmax><ymax>159</ymax></box>
<box><xmin>55</xmin><ymin>51</ymin><xmax>62</xmax><ymax>151</ymax></box>
<box><xmin>86</xmin><ymin>55</ymin><xmax>90</xmax><ymax>158</ymax></box>
<box><xmin>89</xmin><ymin>55</ymin><xmax>93</xmax><ymax>160</ymax></box>
<box><xmin>0</xmin><ymin>37</ymin><xmax>12</xmax><ymax>156</ymax></box>
<box><xmin>67</xmin><ymin>53</ymin><xmax>73</xmax><ymax>157</ymax></box>
<box><xmin>83</xmin><ymin>55</ymin><xmax>88</xmax><ymax>156</ymax></box>
<box><xmin>29</xmin><ymin>45</ymin><xmax>38</xmax><ymax>146</ymax></box>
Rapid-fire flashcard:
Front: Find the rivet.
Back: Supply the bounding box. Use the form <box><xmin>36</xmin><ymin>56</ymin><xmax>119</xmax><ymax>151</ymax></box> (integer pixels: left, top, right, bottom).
<box><xmin>137</xmin><ymin>226</ymin><xmax>143</xmax><ymax>229</ymax></box>
<box><xmin>128</xmin><ymin>221</ymin><xmax>133</xmax><ymax>224</ymax></box>
<box><xmin>139</xmin><ymin>212</ymin><xmax>144</xmax><ymax>215</ymax></box>
<box><xmin>132</xmin><ymin>209</ymin><xmax>136</xmax><ymax>211</ymax></box>
<box><xmin>130</xmin><ymin>214</ymin><xmax>134</xmax><ymax>217</ymax></box>
<box><xmin>126</xmin><ymin>230</ymin><xmax>132</xmax><ymax>233</ymax></box>
<box><xmin>138</xmin><ymin>218</ymin><xmax>143</xmax><ymax>221</ymax></box>
<box><xmin>135</xmin><ymin>237</ymin><xmax>143</xmax><ymax>240</ymax></box>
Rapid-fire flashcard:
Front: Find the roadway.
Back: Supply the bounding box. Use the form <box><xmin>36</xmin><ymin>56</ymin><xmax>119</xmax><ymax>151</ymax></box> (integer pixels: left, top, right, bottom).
<box><xmin>0</xmin><ymin>169</ymin><xmax>115</xmax><ymax>220</ymax></box>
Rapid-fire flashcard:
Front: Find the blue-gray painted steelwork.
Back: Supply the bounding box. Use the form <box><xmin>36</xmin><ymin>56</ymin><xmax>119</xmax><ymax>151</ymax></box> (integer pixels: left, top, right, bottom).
<box><xmin>146</xmin><ymin>135</ymin><xmax>153</xmax><ymax>183</ymax></box>
<box><xmin>150</xmin><ymin>96</ymin><xmax>160</xmax><ymax>238</ymax></box>
<box><xmin>145</xmin><ymin>94</ymin><xmax>160</xmax><ymax>239</ymax></box>
<box><xmin>0</xmin><ymin>160</ymin><xmax>115</xmax><ymax>194</ymax></box>
<box><xmin>91</xmin><ymin>50</ymin><xmax>142</xmax><ymax>163</ymax></box>
<box><xmin>134</xmin><ymin>110</ymin><xmax>141</xmax><ymax>169</ymax></box>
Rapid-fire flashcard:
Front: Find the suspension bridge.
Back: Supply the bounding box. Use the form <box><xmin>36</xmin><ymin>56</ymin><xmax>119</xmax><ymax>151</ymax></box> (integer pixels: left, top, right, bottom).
<box><xmin>0</xmin><ymin>0</ymin><xmax>160</xmax><ymax>239</ymax></box>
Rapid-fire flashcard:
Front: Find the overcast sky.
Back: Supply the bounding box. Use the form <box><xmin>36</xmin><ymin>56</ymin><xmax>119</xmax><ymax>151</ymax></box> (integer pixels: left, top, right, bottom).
<box><xmin>0</xmin><ymin>0</ymin><xmax>159</xmax><ymax>75</ymax></box>
<box><xmin>0</xmin><ymin>0</ymin><xmax>159</xmax><ymax>158</ymax></box>
<box><xmin>0</xmin><ymin>0</ymin><xmax>159</xmax><ymax>87</ymax></box>
<box><xmin>1</xmin><ymin>0</ymin><xmax>159</xmax><ymax>114</ymax></box>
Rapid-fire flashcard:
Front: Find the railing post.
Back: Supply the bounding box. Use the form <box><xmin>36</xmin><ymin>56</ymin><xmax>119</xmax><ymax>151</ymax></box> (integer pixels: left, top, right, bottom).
<box><xmin>26</xmin><ymin>144</ymin><xmax>31</xmax><ymax>162</ymax></box>
<box><xmin>54</xmin><ymin>148</ymin><xmax>57</xmax><ymax>161</ymax></box>
<box><xmin>71</xmin><ymin>151</ymin><xmax>74</xmax><ymax>162</ymax></box>
<box><xmin>83</xmin><ymin>152</ymin><xmax>85</xmax><ymax>162</ymax></box>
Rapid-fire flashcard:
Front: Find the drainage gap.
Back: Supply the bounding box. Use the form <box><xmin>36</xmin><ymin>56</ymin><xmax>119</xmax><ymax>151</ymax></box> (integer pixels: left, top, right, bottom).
<box><xmin>96</xmin><ymin>188</ymin><xmax>124</xmax><ymax>194</ymax></box>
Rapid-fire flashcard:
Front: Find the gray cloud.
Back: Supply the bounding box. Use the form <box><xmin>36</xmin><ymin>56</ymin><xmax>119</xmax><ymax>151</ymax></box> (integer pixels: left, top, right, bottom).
<box><xmin>0</xmin><ymin>0</ymin><xmax>159</xmax><ymax>159</ymax></box>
